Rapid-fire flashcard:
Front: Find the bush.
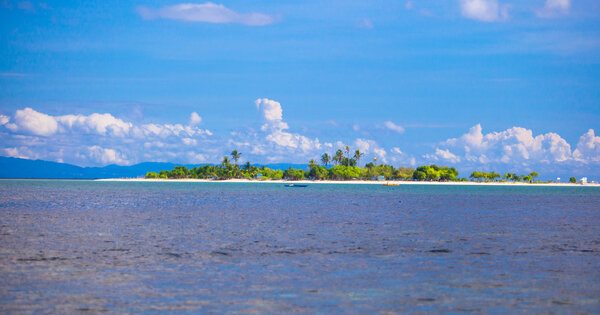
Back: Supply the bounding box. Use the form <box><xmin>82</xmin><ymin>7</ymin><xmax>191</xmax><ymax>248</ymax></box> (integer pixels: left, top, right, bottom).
<box><xmin>145</xmin><ymin>172</ymin><xmax>159</xmax><ymax>179</ymax></box>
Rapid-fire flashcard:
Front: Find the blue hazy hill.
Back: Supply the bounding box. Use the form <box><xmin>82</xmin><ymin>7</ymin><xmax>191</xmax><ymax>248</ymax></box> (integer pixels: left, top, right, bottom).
<box><xmin>0</xmin><ymin>157</ymin><xmax>308</xmax><ymax>179</ymax></box>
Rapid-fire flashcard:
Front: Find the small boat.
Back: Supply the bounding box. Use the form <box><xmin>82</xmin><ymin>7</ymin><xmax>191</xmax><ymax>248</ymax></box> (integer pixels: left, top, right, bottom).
<box><xmin>284</xmin><ymin>184</ymin><xmax>308</xmax><ymax>188</ymax></box>
<box><xmin>382</xmin><ymin>182</ymin><xmax>399</xmax><ymax>186</ymax></box>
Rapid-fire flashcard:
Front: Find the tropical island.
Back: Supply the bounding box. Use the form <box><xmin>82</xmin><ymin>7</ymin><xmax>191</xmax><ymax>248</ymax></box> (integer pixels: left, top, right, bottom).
<box><xmin>143</xmin><ymin>148</ymin><xmax>584</xmax><ymax>185</ymax></box>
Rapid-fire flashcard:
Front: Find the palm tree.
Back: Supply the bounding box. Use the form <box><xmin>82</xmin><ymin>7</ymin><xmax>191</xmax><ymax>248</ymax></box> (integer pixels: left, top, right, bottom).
<box><xmin>353</xmin><ymin>149</ymin><xmax>363</xmax><ymax>167</ymax></box>
<box><xmin>221</xmin><ymin>156</ymin><xmax>230</xmax><ymax>167</ymax></box>
<box><xmin>244</xmin><ymin>161</ymin><xmax>251</xmax><ymax>171</ymax></box>
<box><xmin>344</xmin><ymin>145</ymin><xmax>350</xmax><ymax>165</ymax></box>
<box><xmin>308</xmin><ymin>159</ymin><xmax>317</xmax><ymax>169</ymax></box>
<box><xmin>334</xmin><ymin>149</ymin><xmax>344</xmax><ymax>165</ymax></box>
<box><xmin>230</xmin><ymin>150</ymin><xmax>241</xmax><ymax>165</ymax></box>
<box><xmin>321</xmin><ymin>153</ymin><xmax>330</xmax><ymax>167</ymax></box>
<box><xmin>530</xmin><ymin>172</ymin><xmax>539</xmax><ymax>181</ymax></box>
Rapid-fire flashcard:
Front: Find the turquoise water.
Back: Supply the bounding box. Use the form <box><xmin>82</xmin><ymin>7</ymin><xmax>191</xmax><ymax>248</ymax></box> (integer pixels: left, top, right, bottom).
<box><xmin>1</xmin><ymin>180</ymin><xmax>599</xmax><ymax>313</ymax></box>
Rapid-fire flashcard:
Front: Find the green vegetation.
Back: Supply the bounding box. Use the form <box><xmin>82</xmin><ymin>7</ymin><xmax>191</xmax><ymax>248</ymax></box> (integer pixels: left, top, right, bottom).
<box><xmin>570</xmin><ymin>177</ymin><xmax>577</xmax><ymax>183</ymax></box>
<box><xmin>414</xmin><ymin>165</ymin><xmax>459</xmax><ymax>181</ymax></box>
<box><xmin>146</xmin><ymin>148</ymin><xmax>553</xmax><ymax>184</ymax></box>
<box><xmin>470</xmin><ymin>171</ymin><xmax>545</xmax><ymax>183</ymax></box>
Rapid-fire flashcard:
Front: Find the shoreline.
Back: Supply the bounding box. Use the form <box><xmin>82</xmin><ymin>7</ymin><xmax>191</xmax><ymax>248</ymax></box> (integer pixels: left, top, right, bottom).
<box><xmin>92</xmin><ymin>178</ymin><xmax>600</xmax><ymax>187</ymax></box>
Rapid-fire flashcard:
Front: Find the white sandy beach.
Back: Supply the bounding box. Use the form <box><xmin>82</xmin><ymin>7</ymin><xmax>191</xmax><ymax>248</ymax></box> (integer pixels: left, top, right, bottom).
<box><xmin>94</xmin><ymin>178</ymin><xmax>600</xmax><ymax>187</ymax></box>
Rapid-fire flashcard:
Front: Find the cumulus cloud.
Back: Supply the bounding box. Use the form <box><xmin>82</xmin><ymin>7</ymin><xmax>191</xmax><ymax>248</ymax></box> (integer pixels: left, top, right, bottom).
<box><xmin>57</xmin><ymin>113</ymin><xmax>133</xmax><ymax>137</ymax></box>
<box><xmin>444</xmin><ymin>124</ymin><xmax>572</xmax><ymax>164</ymax></box>
<box><xmin>536</xmin><ymin>0</ymin><xmax>571</xmax><ymax>18</ymax></box>
<box><xmin>0</xmin><ymin>107</ymin><xmax>214</xmax><ymax>166</ymax></box>
<box><xmin>6</xmin><ymin>108</ymin><xmax>58</xmax><ymax>136</ymax></box>
<box><xmin>384</xmin><ymin>121</ymin><xmax>405</xmax><ymax>134</ymax></box>
<box><xmin>253</xmin><ymin>98</ymin><xmax>321</xmax><ymax>155</ymax></box>
<box><xmin>256</xmin><ymin>98</ymin><xmax>284</xmax><ymax>122</ymax></box>
<box><xmin>137</xmin><ymin>2</ymin><xmax>277</xmax><ymax>26</ymax></box>
<box><xmin>4</xmin><ymin>108</ymin><xmax>212</xmax><ymax>140</ymax></box>
<box><xmin>424</xmin><ymin>124</ymin><xmax>600</xmax><ymax>172</ymax></box>
<box><xmin>88</xmin><ymin>146</ymin><xmax>129</xmax><ymax>165</ymax></box>
<box><xmin>573</xmin><ymin>129</ymin><xmax>600</xmax><ymax>163</ymax></box>
<box><xmin>2</xmin><ymin>147</ymin><xmax>34</xmax><ymax>160</ymax></box>
<box><xmin>189</xmin><ymin>112</ymin><xmax>202</xmax><ymax>125</ymax></box>
<box><xmin>181</xmin><ymin>138</ymin><xmax>197</xmax><ymax>146</ymax></box>
<box><xmin>459</xmin><ymin>0</ymin><xmax>509</xmax><ymax>22</ymax></box>
<box><xmin>423</xmin><ymin>148</ymin><xmax>461</xmax><ymax>164</ymax></box>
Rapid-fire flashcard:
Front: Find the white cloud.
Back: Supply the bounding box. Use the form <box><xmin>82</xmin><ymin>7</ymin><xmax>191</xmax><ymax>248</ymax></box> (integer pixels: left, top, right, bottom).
<box><xmin>88</xmin><ymin>146</ymin><xmax>129</xmax><ymax>165</ymax></box>
<box><xmin>424</xmin><ymin>148</ymin><xmax>461</xmax><ymax>164</ymax></box>
<box><xmin>255</xmin><ymin>98</ymin><xmax>283</xmax><ymax>122</ymax></box>
<box><xmin>389</xmin><ymin>147</ymin><xmax>416</xmax><ymax>166</ymax></box>
<box><xmin>373</xmin><ymin>148</ymin><xmax>387</xmax><ymax>162</ymax></box>
<box><xmin>536</xmin><ymin>0</ymin><xmax>571</xmax><ymax>18</ymax></box>
<box><xmin>186</xmin><ymin>152</ymin><xmax>208</xmax><ymax>163</ymax></box>
<box><xmin>573</xmin><ymin>129</ymin><xmax>600</xmax><ymax>163</ymax></box>
<box><xmin>57</xmin><ymin>113</ymin><xmax>132</xmax><ymax>137</ymax></box>
<box><xmin>189</xmin><ymin>112</ymin><xmax>202</xmax><ymax>125</ymax></box>
<box><xmin>3</xmin><ymin>147</ymin><xmax>32</xmax><ymax>159</ymax></box>
<box><xmin>0</xmin><ymin>115</ymin><xmax>9</xmax><ymax>125</ymax></box>
<box><xmin>4</xmin><ymin>108</ymin><xmax>212</xmax><ymax>140</ymax></box>
<box><xmin>405</xmin><ymin>1</ymin><xmax>414</xmax><ymax>10</ymax></box>
<box><xmin>6</xmin><ymin>107</ymin><xmax>58</xmax><ymax>136</ymax></box>
<box><xmin>253</xmin><ymin>98</ymin><xmax>321</xmax><ymax>156</ymax></box>
<box><xmin>439</xmin><ymin>124</ymin><xmax>574</xmax><ymax>166</ymax></box>
<box><xmin>355</xmin><ymin>138</ymin><xmax>388</xmax><ymax>163</ymax></box>
<box><xmin>384</xmin><ymin>121</ymin><xmax>405</xmax><ymax>134</ymax></box>
<box><xmin>182</xmin><ymin>138</ymin><xmax>197</xmax><ymax>146</ymax></box>
<box><xmin>137</xmin><ymin>2</ymin><xmax>276</xmax><ymax>26</ymax></box>
<box><xmin>137</xmin><ymin>123</ymin><xmax>210</xmax><ymax>139</ymax></box>
<box><xmin>354</xmin><ymin>138</ymin><xmax>372</xmax><ymax>153</ymax></box>
<box><xmin>266</xmin><ymin>130</ymin><xmax>321</xmax><ymax>151</ymax></box>
<box><xmin>0</xmin><ymin>107</ymin><xmax>214</xmax><ymax>166</ymax></box>
<box><xmin>459</xmin><ymin>0</ymin><xmax>509</xmax><ymax>22</ymax></box>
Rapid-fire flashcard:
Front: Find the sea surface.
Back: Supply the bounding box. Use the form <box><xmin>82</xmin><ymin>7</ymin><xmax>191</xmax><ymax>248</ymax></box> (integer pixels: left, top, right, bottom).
<box><xmin>0</xmin><ymin>180</ymin><xmax>599</xmax><ymax>313</ymax></box>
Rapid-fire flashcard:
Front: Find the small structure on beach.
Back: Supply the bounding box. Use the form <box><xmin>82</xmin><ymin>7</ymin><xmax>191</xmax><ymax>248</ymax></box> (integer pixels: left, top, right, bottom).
<box><xmin>580</xmin><ymin>177</ymin><xmax>588</xmax><ymax>185</ymax></box>
<box><xmin>255</xmin><ymin>174</ymin><xmax>263</xmax><ymax>179</ymax></box>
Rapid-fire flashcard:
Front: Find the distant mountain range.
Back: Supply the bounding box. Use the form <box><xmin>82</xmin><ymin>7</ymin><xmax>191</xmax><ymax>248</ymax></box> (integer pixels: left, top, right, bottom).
<box><xmin>0</xmin><ymin>157</ymin><xmax>308</xmax><ymax>179</ymax></box>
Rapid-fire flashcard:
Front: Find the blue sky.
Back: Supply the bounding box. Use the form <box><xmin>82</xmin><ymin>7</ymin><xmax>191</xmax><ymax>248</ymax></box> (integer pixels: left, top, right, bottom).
<box><xmin>1</xmin><ymin>0</ymin><xmax>599</xmax><ymax>178</ymax></box>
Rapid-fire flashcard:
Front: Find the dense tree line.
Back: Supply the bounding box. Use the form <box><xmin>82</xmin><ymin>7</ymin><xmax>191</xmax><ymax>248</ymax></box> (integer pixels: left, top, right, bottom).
<box><xmin>147</xmin><ymin>148</ymin><xmax>563</xmax><ymax>183</ymax></box>
<box><xmin>146</xmin><ymin>148</ymin><xmax>460</xmax><ymax>181</ymax></box>
<box><xmin>469</xmin><ymin>171</ymin><xmax>541</xmax><ymax>183</ymax></box>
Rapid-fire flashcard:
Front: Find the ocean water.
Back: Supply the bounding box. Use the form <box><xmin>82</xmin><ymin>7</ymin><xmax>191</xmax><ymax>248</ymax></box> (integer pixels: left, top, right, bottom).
<box><xmin>0</xmin><ymin>180</ymin><xmax>599</xmax><ymax>313</ymax></box>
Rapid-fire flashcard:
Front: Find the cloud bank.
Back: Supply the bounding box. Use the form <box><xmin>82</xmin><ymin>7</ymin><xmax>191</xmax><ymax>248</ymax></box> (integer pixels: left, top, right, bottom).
<box><xmin>1</xmin><ymin>108</ymin><xmax>212</xmax><ymax>166</ymax></box>
<box><xmin>137</xmin><ymin>2</ymin><xmax>277</xmax><ymax>26</ymax></box>
<box><xmin>459</xmin><ymin>0</ymin><xmax>510</xmax><ymax>22</ymax></box>
<box><xmin>423</xmin><ymin>124</ymin><xmax>599</xmax><ymax>175</ymax></box>
<box><xmin>1</xmin><ymin>105</ymin><xmax>598</xmax><ymax>177</ymax></box>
